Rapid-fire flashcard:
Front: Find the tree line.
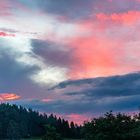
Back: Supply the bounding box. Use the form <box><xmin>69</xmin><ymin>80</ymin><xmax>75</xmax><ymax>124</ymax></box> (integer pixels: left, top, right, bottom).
<box><xmin>2</xmin><ymin>103</ymin><xmax>140</xmax><ymax>140</ymax></box>
<box><xmin>0</xmin><ymin>103</ymin><xmax>81</xmax><ymax>139</ymax></box>
<box><xmin>83</xmin><ymin>111</ymin><xmax>140</xmax><ymax>140</ymax></box>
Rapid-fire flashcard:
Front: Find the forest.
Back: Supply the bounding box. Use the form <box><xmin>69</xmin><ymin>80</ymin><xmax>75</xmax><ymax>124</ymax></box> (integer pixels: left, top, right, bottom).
<box><xmin>0</xmin><ymin>103</ymin><xmax>81</xmax><ymax>140</ymax></box>
<box><xmin>1</xmin><ymin>104</ymin><xmax>140</xmax><ymax>140</ymax></box>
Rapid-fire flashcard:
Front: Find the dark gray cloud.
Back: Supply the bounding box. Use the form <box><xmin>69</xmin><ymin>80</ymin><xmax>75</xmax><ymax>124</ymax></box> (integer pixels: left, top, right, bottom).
<box><xmin>45</xmin><ymin>73</ymin><xmax>140</xmax><ymax>114</ymax></box>
<box><xmin>32</xmin><ymin>39</ymin><xmax>76</xmax><ymax>67</ymax></box>
<box><xmin>10</xmin><ymin>72</ymin><xmax>140</xmax><ymax>116</ymax></box>
<box><xmin>38</xmin><ymin>0</ymin><xmax>95</xmax><ymax>19</ymax></box>
<box><xmin>53</xmin><ymin>73</ymin><xmax>140</xmax><ymax>90</ymax></box>
<box><xmin>63</xmin><ymin>73</ymin><xmax>140</xmax><ymax>98</ymax></box>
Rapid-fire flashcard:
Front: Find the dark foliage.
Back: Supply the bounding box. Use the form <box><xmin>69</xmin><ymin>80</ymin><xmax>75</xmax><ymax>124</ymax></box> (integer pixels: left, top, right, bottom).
<box><xmin>0</xmin><ymin>103</ymin><xmax>81</xmax><ymax>139</ymax></box>
<box><xmin>83</xmin><ymin>111</ymin><xmax>140</xmax><ymax>140</ymax></box>
<box><xmin>42</xmin><ymin>125</ymin><xmax>63</xmax><ymax>140</ymax></box>
<box><xmin>4</xmin><ymin>103</ymin><xmax>140</xmax><ymax>140</ymax></box>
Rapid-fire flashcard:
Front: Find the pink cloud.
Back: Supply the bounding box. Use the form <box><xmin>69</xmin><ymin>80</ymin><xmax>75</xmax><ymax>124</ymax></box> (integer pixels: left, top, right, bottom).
<box><xmin>135</xmin><ymin>0</ymin><xmax>140</xmax><ymax>2</ymax></box>
<box><xmin>65</xmin><ymin>114</ymin><xmax>91</xmax><ymax>125</ymax></box>
<box><xmin>96</xmin><ymin>11</ymin><xmax>140</xmax><ymax>26</ymax></box>
<box><xmin>0</xmin><ymin>93</ymin><xmax>21</xmax><ymax>101</ymax></box>
<box><xmin>64</xmin><ymin>10</ymin><xmax>140</xmax><ymax>79</ymax></box>
<box><xmin>0</xmin><ymin>32</ymin><xmax>15</xmax><ymax>37</ymax></box>
<box><xmin>41</xmin><ymin>98</ymin><xmax>53</xmax><ymax>103</ymax></box>
<box><xmin>0</xmin><ymin>0</ymin><xmax>13</xmax><ymax>16</ymax></box>
<box><xmin>48</xmin><ymin>113</ymin><xmax>91</xmax><ymax>125</ymax></box>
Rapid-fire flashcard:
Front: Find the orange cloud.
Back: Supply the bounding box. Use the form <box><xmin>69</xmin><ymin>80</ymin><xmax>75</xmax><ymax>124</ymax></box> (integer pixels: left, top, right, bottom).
<box><xmin>0</xmin><ymin>93</ymin><xmax>21</xmax><ymax>101</ymax></box>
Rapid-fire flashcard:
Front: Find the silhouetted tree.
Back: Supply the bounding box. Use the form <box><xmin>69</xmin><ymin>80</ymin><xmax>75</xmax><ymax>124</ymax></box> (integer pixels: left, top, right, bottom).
<box><xmin>0</xmin><ymin>103</ymin><xmax>81</xmax><ymax>139</ymax></box>
<box><xmin>7</xmin><ymin>120</ymin><xmax>21</xmax><ymax>140</ymax></box>
<box><xmin>83</xmin><ymin>111</ymin><xmax>140</xmax><ymax>140</ymax></box>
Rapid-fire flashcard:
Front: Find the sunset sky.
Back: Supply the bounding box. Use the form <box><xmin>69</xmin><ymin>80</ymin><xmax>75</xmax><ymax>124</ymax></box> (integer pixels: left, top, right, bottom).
<box><xmin>0</xmin><ymin>0</ymin><xmax>140</xmax><ymax>124</ymax></box>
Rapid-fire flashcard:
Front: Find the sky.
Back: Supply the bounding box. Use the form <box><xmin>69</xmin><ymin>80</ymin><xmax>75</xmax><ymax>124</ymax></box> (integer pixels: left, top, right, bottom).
<box><xmin>0</xmin><ymin>0</ymin><xmax>140</xmax><ymax>124</ymax></box>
